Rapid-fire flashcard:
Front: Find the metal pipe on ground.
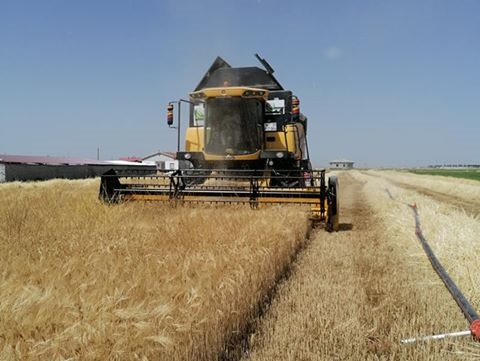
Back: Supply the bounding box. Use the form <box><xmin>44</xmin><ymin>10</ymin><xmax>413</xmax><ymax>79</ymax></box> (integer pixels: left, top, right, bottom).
<box><xmin>401</xmin><ymin>330</ymin><xmax>472</xmax><ymax>344</ymax></box>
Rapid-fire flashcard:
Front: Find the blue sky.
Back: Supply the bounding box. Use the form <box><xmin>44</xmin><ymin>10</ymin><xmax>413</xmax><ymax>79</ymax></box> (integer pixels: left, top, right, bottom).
<box><xmin>1</xmin><ymin>0</ymin><xmax>479</xmax><ymax>167</ymax></box>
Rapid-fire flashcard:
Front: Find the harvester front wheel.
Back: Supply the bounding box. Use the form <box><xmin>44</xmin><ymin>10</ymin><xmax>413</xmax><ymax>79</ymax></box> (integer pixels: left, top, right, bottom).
<box><xmin>326</xmin><ymin>176</ymin><xmax>339</xmax><ymax>232</ymax></box>
<box><xmin>181</xmin><ymin>161</ymin><xmax>210</xmax><ymax>186</ymax></box>
<box><xmin>269</xmin><ymin>170</ymin><xmax>304</xmax><ymax>188</ymax></box>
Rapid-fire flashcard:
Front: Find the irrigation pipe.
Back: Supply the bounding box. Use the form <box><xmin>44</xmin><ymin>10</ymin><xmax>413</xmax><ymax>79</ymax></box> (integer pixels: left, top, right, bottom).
<box><xmin>401</xmin><ymin>330</ymin><xmax>472</xmax><ymax>344</ymax></box>
<box><xmin>408</xmin><ymin>203</ymin><xmax>480</xmax><ymax>342</ymax></box>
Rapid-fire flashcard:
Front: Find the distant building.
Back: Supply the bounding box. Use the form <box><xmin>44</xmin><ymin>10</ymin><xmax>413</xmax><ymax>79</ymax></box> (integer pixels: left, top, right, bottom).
<box><xmin>329</xmin><ymin>159</ymin><xmax>354</xmax><ymax>169</ymax></box>
<box><xmin>143</xmin><ymin>151</ymin><xmax>178</xmax><ymax>170</ymax></box>
<box><xmin>0</xmin><ymin>154</ymin><xmax>155</xmax><ymax>183</ymax></box>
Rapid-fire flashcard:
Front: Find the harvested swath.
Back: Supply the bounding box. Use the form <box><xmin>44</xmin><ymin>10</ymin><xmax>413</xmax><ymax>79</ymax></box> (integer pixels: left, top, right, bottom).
<box><xmin>0</xmin><ymin>179</ymin><xmax>309</xmax><ymax>360</ymax></box>
<box><xmin>366</xmin><ymin>169</ymin><xmax>480</xmax><ymax>204</ymax></box>
<box><xmin>243</xmin><ymin>172</ymin><xmax>477</xmax><ymax>360</ymax></box>
<box><xmin>359</xmin><ymin>171</ymin><xmax>480</xmax><ymax>358</ymax></box>
<box><xmin>352</xmin><ymin>171</ymin><xmax>480</xmax><ymax>313</ymax></box>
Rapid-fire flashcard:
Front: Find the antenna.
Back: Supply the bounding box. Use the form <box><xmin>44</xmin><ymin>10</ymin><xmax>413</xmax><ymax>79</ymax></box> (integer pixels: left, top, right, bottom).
<box><xmin>255</xmin><ymin>53</ymin><xmax>275</xmax><ymax>74</ymax></box>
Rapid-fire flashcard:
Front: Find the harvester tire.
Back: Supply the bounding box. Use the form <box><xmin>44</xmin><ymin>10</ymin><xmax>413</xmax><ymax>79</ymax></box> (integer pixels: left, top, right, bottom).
<box><xmin>270</xmin><ymin>170</ymin><xmax>304</xmax><ymax>188</ymax></box>
<box><xmin>181</xmin><ymin>161</ymin><xmax>210</xmax><ymax>186</ymax></box>
<box><xmin>326</xmin><ymin>176</ymin><xmax>339</xmax><ymax>232</ymax></box>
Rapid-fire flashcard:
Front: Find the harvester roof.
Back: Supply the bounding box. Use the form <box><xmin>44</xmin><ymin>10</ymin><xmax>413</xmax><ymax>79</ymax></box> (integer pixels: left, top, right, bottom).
<box><xmin>194</xmin><ymin>56</ymin><xmax>284</xmax><ymax>91</ymax></box>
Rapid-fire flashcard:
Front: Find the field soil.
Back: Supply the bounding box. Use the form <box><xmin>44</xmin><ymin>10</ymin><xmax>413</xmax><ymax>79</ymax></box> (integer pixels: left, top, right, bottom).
<box><xmin>242</xmin><ymin>172</ymin><xmax>476</xmax><ymax>361</ymax></box>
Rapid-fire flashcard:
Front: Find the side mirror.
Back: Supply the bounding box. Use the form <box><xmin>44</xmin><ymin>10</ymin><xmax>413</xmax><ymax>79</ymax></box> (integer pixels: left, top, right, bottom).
<box><xmin>167</xmin><ymin>103</ymin><xmax>174</xmax><ymax>126</ymax></box>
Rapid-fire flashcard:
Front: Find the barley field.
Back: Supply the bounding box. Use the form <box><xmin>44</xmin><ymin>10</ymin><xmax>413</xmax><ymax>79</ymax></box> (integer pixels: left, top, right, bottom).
<box><xmin>1</xmin><ymin>171</ymin><xmax>479</xmax><ymax>361</ymax></box>
<box><xmin>0</xmin><ymin>179</ymin><xmax>308</xmax><ymax>360</ymax></box>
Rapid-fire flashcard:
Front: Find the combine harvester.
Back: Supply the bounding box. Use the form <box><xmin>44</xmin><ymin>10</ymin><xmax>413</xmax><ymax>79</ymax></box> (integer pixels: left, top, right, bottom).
<box><xmin>99</xmin><ymin>54</ymin><xmax>339</xmax><ymax>231</ymax></box>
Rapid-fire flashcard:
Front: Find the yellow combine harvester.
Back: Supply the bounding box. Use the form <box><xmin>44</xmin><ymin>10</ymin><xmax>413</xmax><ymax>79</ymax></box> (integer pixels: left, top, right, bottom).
<box><xmin>99</xmin><ymin>54</ymin><xmax>339</xmax><ymax>231</ymax></box>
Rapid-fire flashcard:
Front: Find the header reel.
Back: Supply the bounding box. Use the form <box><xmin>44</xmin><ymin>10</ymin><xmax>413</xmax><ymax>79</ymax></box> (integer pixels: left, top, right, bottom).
<box><xmin>99</xmin><ymin>168</ymin><xmax>339</xmax><ymax>231</ymax></box>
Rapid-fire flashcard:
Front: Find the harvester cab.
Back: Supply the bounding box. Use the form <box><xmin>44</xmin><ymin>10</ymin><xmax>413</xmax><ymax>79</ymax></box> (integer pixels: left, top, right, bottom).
<box><xmin>99</xmin><ymin>54</ymin><xmax>339</xmax><ymax>231</ymax></box>
<box><xmin>176</xmin><ymin>54</ymin><xmax>309</xmax><ymax>182</ymax></box>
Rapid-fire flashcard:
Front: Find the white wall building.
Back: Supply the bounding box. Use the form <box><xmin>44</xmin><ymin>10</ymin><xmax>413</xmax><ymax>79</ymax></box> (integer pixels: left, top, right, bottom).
<box><xmin>329</xmin><ymin>159</ymin><xmax>354</xmax><ymax>169</ymax></box>
<box><xmin>142</xmin><ymin>151</ymin><xmax>177</xmax><ymax>170</ymax></box>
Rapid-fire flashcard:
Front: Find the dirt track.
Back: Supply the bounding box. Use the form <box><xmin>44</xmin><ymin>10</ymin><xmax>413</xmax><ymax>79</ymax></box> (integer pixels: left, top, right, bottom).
<box><xmin>242</xmin><ymin>172</ymin><xmax>470</xmax><ymax>361</ymax></box>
